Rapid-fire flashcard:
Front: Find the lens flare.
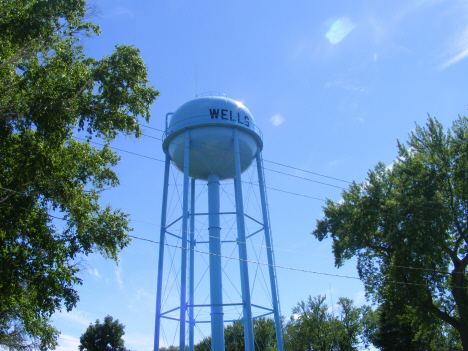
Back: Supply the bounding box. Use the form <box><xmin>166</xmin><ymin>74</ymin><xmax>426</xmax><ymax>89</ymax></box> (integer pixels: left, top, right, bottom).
<box><xmin>270</xmin><ymin>114</ymin><xmax>284</xmax><ymax>126</ymax></box>
<box><xmin>325</xmin><ymin>17</ymin><xmax>355</xmax><ymax>44</ymax></box>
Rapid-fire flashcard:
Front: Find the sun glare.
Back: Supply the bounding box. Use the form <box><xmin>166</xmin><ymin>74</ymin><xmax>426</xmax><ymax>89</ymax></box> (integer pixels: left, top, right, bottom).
<box><xmin>325</xmin><ymin>17</ymin><xmax>355</xmax><ymax>44</ymax></box>
<box><xmin>270</xmin><ymin>114</ymin><xmax>285</xmax><ymax>126</ymax></box>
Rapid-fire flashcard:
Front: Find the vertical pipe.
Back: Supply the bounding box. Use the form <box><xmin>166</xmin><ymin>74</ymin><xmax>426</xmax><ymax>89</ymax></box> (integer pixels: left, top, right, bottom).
<box><xmin>233</xmin><ymin>128</ymin><xmax>255</xmax><ymax>351</ymax></box>
<box><xmin>154</xmin><ymin>152</ymin><xmax>171</xmax><ymax>351</ymax></box>
<box><xmin>256</xmin><ymin>150</ymin><xmax>285</xmax><ymax>351</ymax></box>
<box><xmin>208</xmin><ymin>174</ymin><xmax>225</xmax><ymax>351</ymax></box>
<box><xmin>233</xmin><ymin>179</ymin><xmax>245</xmax><ymax>310</ymax></box>
<box><xmin>165</xmin><ymin>112</ymin><xmax>173</xmax><ymax>132</ymax></box>
<box><xmin>189</xmin><ymin>178</ymin><xmax>196</xmax><ymax>351</ymax></box>
<box><xmin>179</xmin><ymin>129</ymin><xmax>190</xmax><ymax>351</ymax></box>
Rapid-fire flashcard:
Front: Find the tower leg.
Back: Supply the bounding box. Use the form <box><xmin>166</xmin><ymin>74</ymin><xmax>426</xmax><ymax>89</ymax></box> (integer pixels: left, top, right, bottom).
<box><xmin>154</xmin><ymin>152</ymin><xmax>171</xmax><ymax>351</ymax></box>
<box><xmin>233</xmin><ymin>128</ymin><xmax>255</xmax><ymax>351</ymax></box>
<box><xmin>256</xmin><ymin>151</ymin><xmax>285</xmax><ymax>351</ymax></box>
<box><xmin>179</xmin><ymin>129</ymin><xmax>191</xmax><ymax>351</ymax></box>
<box><xmin>189</xmin><ymin>178</ymin><xmax>195</xmax><ymax>351</ymax></box>
<box><xmin>208</xmin><ymin>174</ymin><xmax>225</xmax><ymax>351</ymax></box>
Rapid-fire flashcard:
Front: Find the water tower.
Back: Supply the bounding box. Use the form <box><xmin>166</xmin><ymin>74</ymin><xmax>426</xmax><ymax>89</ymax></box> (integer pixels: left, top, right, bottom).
<box><xmin>154</xmin><ymin>94</ymin><xmax>284</xmax><ymax>351</ymax></box>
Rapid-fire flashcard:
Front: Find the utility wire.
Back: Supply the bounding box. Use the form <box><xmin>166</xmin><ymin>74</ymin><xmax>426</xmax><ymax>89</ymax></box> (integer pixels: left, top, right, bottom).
<box><xmin>128</xmin><ymin>233</ymin><xmax>465</xmax><ymax>289</ymax></box>
<box><xmin>73</xmin><ymin>137</ymin><xmax>327</xmax><ymax>202</ymax></box>
<box><xmin>71</xmin><ymin>137</ymin><xmax>445</xmax><ymax>224</ymax></box>
<box><xmin>138</xmin><ymin>129</ymin><xmax>447</xmax><ymax>212</ymax></box>
<box><xmin>76</xmin><ymin>119</ymin><xmax>446</xmax><ymax>210</ymax></box>
<box><xmin>128</xmin><ymin>218</ymin><xmax>458</xmax><ymax>277</ymax></box>
<box><xmin>140</xmin><ymin>124</ymin><xmax>351</xmax><ymax>184</ymax></box>
<box><xmin>0</xmin><ymin>194</ymin><xmax>463</xmax><ymax>277</ymax></box>
<box><xmin>140</xmin><ymin>132</ymin><xmax>346</xmax><ymax>191</ymax></box>
<box><xmin>58</xmin><ymin>337</ymin><xmax>79</xmax><ymax>343</ymax></box>
<box><xmin>77</xmin><ymin>116</ymin><xmax>448</xmax><ymax>210</ymax></box>
<box><xmin>0</xmin><ymin>186</ymin><xmax>457</xmax><ymax>276</ymax></box>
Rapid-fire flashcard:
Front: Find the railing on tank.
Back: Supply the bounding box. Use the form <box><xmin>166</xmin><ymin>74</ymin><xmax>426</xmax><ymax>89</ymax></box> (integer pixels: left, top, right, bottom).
<box><xmin>162</xmin><ymin>113</ymin><xmax>263</xmax><ymax>143</ymax></box>
<box><xmin>197</xmin><ymin>91</ymin><xmax>225</xmax><ymax>97</ymax></box>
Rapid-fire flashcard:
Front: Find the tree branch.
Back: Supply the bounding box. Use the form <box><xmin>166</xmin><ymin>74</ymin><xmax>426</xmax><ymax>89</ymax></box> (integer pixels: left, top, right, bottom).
<box><xmin>2</xmin><ymin>112</ymin><xmax>24</xmax><ymax>123</ymax></box>
<box><xmin>365</xmin><ymin>238</ymin><xmax>393</xmax><ymax>255</ymax></box>
<box><xmin>0</xmin><ymin>42</ymin><xmax>33</xmax><ymax>69</ymax></box>
<box><xmin>66</xmin><ymin>77</ymin><xmax>94</xmax><ymax>104</ymax></box>
<box><xmin>426</xmin><ymin>294</ymin><xmax>461</xmax><ymax>330</ymax></box>
<box><xmin>442</xmin><ymin>245</ymin><xmax>461</xmax><ymax>265</ymax></box>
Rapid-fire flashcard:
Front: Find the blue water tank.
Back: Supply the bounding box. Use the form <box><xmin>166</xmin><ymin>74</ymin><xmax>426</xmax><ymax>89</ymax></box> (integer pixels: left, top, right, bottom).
<box><xmin>162</xmin><ymin>96</ymin><xmax>263</xmax><ymax>180</ymax></box>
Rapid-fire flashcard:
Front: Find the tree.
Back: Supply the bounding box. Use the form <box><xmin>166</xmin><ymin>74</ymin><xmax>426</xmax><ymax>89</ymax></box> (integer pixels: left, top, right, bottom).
<box><xmin>0</xmin><ymin>0</ymin><xmax>159</xmax><ymax>349</ymax></box>
<box><xmin>313</xmin><ymin>116</ymin><xmax>468</xmax><ymax>349</ymax></box>
<box><xmin>284</xmin><ymin>295</ymin><xmax>369</xmax><ymax>351</ymax></box>
<box><xmin>335</xmin><ymin>297</ymin><xmax>365</xmax><ymax>351</ymax></box>
<box><xmin>194</xmin><ymin>318</ymin><xmax>278</xmax><ymax>351</ymax></box>
<box><xmin>285</xmin><ymin>295</ymin><xmax>335</xmax><ymax>351</ymax></box>
<box><xmin>361</xmin><ymin>302</ymin><xmax>462</xmax><ymax>350</ymax></box>
<box><xmin>79</xmin><ymin>316</ymin><xmax>127</xmax><ymax>351</ymax></box>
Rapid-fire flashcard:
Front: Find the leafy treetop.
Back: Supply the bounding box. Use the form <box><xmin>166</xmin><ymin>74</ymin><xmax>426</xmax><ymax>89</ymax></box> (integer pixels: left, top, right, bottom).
<box><xmin>0</xmin><ymin>1</ymin><xmax>159</xmax><ymax>349</ymax></box>
<box><xmin>313</xmin><ymin>116</ymin><xmax>468</xmax><ymax>349</ymax></box>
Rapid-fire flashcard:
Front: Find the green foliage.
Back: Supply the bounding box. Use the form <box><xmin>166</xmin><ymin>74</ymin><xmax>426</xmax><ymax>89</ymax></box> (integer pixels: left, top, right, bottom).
<box><xmin>79</xmin><ymin>316</ymin><xmax>127</xmax><ymax>351</ymax></box>
<box><xmin>0</xmin><ymin>318</ymin><xmax>43</xmax><ymax>351</ymax></box>
<box><xmin>284</xmin><ymin>295</ymin><xmax>369</xmax><ymax>351</ymax></box>
<box><xmin>194</xmin><ymin>318</ymin><xmax>278</xmax><ymax>351</ymax></box>
<box><xmin>312</xmin><ymin>116</ymin><xmax>468</xmax><ymax>349</ymax></box>
<box><xmin>0</xmin><ymin>0</ymin><xmax>159</xmax><ymax>349</ymax></box>
<box><xmin>362</xmin><ymin>302</ymin><xmax>462</xmax><ymax>351</ymax></box>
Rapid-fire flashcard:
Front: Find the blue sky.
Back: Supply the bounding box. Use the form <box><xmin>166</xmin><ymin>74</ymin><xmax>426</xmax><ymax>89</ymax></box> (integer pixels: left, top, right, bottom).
<box><xmin>53</xmin><ymin>1</ymin><xmax>468</xmax><ymax>350</ymax></box>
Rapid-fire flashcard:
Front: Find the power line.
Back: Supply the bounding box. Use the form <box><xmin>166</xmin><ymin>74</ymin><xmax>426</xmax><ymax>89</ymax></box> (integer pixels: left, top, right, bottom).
<box><xmin>76</xmin><ymin>119</ymin><xmax>446</xmax><ymax>212</ymax></box>
<box><xmin>139</xmin><ymin>132</ymin><xmax>347</xmax><ymax>191</ymax></box>
<box><xmin>71</xmin><ymin>137</ymin><xmax>444</xmax><ymax>224</ymax></box>
<box><xmin>140</xmin><ymin>124</ymin><xmax>352</xmax><ymax>184</ymax></box>
<box><xmin>128</xmin><ymin>218</ymin><xmax>457</xmax><ymax>277</ymax></box>
<box><xmin>58</xmin><ymin>337</ymin><xmax>79</xmax><ymax>343</ymax></box>
<box><xmin>1</xmin><ymin>199</ymin><xmax>465</xmax><ymax>288</ymax></box>
<box><xmin>138</xmin><ymin>129</ymin><xmax>446</xmax><ymax>212</ymax></box>
<box><xmin>0</xmin><ymin>190</ymin><xmax>458</xmax><ymax>277</ymax></box>
<box><xmin>128</xmin><ymin>234</ymin><xmax>464</xmax><ymax>289</ymax></box>
<box><xmin>75</xmin><ymin>115</ymin><xmax>447</xmax><ymax>210</ymax></box>
<box><xmin>73</xmin><ymin>137</ymin><xmax>328</xmax><ymax>202</ymax></box>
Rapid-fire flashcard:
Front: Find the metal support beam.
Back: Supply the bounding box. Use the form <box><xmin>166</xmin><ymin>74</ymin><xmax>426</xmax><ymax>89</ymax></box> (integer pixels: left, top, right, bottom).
<box><xmin>154</xmin><ymin>152</ymin><xmax>171</xmax><ymax>351</ymax></box>
<box><xmin>256</xmin><ymin>150</ymin><xmax>285</xmax><ymax>351</ymax></box>
<box><xmin>189</xmin><ymin>178</ymin><xmax>195</xmax><ymax>351</ymax></box>
<box><xmin>208</xmin><ymin>174</ymin><xmax>225</xmax><ymax>351</ymax></box>
<box><xmin>233</xmin><ymin>128</ymin><xmax>255</xmax><ymax>351</ymax></box>
<box><xmin>179</xmin><ymin>129</ymin><xmax>190</xmax><ymax>351</ymax></box>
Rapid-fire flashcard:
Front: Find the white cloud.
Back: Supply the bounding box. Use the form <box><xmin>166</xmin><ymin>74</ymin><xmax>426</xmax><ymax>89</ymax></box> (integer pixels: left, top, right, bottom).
<box><xmin>438</xmin><ymin>3</ymin><xmax>468</xmax><ymax>69</ymax></box>
<box><xmin>441</xmin><ymin>46</ymin><xmax>468</xmax><ymax>69</ymax></box>
<box><xmin>124</xmin><ymin>332</ymin><xmax>155</xmax><ymax>351</ymax></box>
<box><xmin>327</xmin><ymin>304</ymin><xmax>340</xmax><ymax>315</ymax></box>
<box><xmin>56</xmin><ymin>334</ymin><xmax>80</xmax><ymax>351</ymax></box>
<box><xmin>88</xmin><ymin>267</ymin><xmax>101</xmax><ymax>278</ymax></box>
<box><xmin>327</xmin><ymin>159</ymin><xmax>345</xmax><ymax>167</ymax></box>
<box><xmin>326</xmin><ymin>81</ymin><xmax>367</xmax><ymax>93</ymax></box>
<box><xmin>54</xmin><ymin>309</ymin><xmax>94</xmax><ymax>327</ymax></box>
<box><xmin>290</xmin><ymin>39</ymin><xmax>309</xmax><ymax>60</ymax></box>
<box><xmin>354</xmin><ymin>290</ymin><xmax>367</xmax><ymax>305</ymax></box>
<box><xmin>105</xmin><ymin>7</ymin><xmax>134</xmax><ymax>19</ymax></box>
<box><xmin>115</xmin><ymin>268</ymin><xmax>124</xmax><ymax>290</ymax></box>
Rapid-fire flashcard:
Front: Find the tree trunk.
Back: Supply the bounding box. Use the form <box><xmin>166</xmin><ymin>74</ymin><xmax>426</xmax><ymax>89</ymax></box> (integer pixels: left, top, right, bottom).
<box><xmin>451</xmin><ymin>261</ymin><xmax>468</xmax><ymax>350</ymax></box>
<box><xmin>460</xmin><ymin>332</ymin><xmax>468</xmax><ymax>351</ymax></box>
